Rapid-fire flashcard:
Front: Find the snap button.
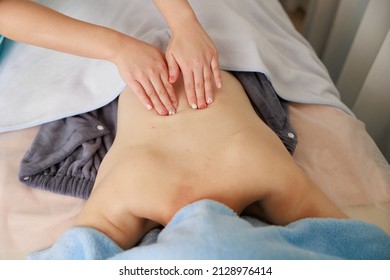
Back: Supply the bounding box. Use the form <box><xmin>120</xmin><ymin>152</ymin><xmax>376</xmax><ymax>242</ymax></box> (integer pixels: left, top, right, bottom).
<box><xmin>23</xmin><ymin>176</ymin><xmax>29</xmax><ymax>181</ymax></box>
<box><xmin>287</xmin><ymin>132</ymin><xmax>295</xmax><ymax>139</ymax></box>
<box><xmin>97</xmin><ymin>125</ymin><xmax>105</xmax><ymax>131</ymax></box>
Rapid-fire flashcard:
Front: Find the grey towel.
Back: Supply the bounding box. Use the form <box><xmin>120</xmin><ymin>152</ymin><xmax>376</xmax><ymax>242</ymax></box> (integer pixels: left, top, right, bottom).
<box><xmin>233</xmin><ymin>72</ymin><xmax>297</xmax><ymax>154</ymax></box>
<box><xmin>19</xmin><ymin>72</ymin><xmax>297</xmax><ymax>199</ymax></box>
<box><xmin>19</xmin><ymin>100</ymin><xmax>117</xmax><ymax>199</ymax></box>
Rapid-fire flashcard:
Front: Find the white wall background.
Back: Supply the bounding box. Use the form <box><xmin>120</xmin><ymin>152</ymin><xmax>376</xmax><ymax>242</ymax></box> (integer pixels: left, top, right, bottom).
<box><xmin>281</xmin><ymin>0</ymin><xmax>390</xmax><ymax>162</ymax></box>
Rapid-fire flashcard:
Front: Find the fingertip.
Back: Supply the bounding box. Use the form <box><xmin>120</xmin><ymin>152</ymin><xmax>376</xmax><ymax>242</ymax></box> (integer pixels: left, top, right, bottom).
<box><xmin>158</xmin><ymin>108</ymin><xmax>169</xmax><ymax>116</ymax></box>
<box><xmin>168</xmin><ymin>65</ymin><xmax>180</xmax><ymax>84</ymax></box>
<box><xmin>169</xmin><ymin>75</ymin><xmax>177</xmax><ymax>84</ymax></box>
<box><xmin>216</xmin><ymin>79</ymin><xmax>223</xmax><ymax>89</ymax></box>
<box><xmin>166</xmin><ymin>53</ymin><xmax>180</xmax><ymax>84</ymax></box>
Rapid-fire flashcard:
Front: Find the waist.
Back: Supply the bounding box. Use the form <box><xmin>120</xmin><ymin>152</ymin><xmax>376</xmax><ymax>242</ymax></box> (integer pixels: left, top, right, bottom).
<box><xmin>115</xmin><ymin>71</ymin><xmax>264</xmax><ymax>148</ymax></box>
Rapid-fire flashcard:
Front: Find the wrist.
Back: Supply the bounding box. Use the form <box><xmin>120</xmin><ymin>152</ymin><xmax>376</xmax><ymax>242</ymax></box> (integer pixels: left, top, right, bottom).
<box><xmin>153</xmin><ymin>0</ymin><xmax>199</xmax><ymax>33</ymax></box>
<box><xmin>101</xmin><ymin>29</ymin><xmax>130</xmax><ymax>64</ymax></box>
<box><xmin>169</xmin><ymin>17</ymin><xmax>203</xmax><ymax>35</ymax></box>
<box><xmin>168</xmin><ymin>11</ymin><xmax>199</xmax><ymax>33</ymax></box>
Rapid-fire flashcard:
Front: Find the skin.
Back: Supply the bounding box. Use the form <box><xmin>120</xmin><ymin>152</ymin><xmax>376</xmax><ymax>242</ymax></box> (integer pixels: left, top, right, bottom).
<box><xmin>153</xmin><ymin>0</ymin><xmax>222</xmax><ymax>110</ymax></box>
<box><xmin>73</xmin><ymin>71</ymin><xmax>348</xmax><ymax>249</ymax></box>
<box><xmin>0</xmin><ymin>0</ymin><xmax>222</xmax><ymax>115</ymax></box>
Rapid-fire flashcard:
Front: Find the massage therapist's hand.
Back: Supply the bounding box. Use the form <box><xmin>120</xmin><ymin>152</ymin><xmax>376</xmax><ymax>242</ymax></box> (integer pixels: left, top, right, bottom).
<box><xmin>152</xmin><ymin>0</ymin><xmax>222</xmax><ymax>110</ymax></box>
<box><xmin>166</xmin><ymin>20</ymin><xmax>222</xmax><ymax>110</ymax></box>
<box><xmin>0</xmin><ymin>0</ymin><xmax>177</xmax><ymax>116</ymax></box>
<box><xmin>112</xmin><ymin>36</ymin><xmax>178</xmax><ymax>116</ymax></box>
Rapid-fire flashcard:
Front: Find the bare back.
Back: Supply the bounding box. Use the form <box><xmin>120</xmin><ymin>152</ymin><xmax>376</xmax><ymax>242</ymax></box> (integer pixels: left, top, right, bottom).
<box><xmin>75</xmin><ymin>71</ymin><xmax>346</xmax><ymax>249</ymax></box>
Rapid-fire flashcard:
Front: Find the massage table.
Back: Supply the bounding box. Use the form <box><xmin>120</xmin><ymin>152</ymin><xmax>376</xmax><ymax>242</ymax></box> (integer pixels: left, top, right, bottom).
<box><xmin>0</xmin><ymin>0</ymin><xmax>389</xmax><ymax>259</ymax></box>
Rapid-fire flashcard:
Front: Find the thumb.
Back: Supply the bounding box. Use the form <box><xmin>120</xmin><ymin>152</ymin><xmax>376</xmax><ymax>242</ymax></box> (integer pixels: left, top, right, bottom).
<box><xmin>166</xmin><ymin>52</ymin><xmax>180</xmax><ymax>84</ymax></box>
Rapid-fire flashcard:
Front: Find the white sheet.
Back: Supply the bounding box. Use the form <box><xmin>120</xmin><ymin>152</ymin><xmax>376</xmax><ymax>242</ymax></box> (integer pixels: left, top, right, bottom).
<box><xmin>0</xmin><ymin>0</ymin><xmax>352</xmax><ymax>132</ymax></box>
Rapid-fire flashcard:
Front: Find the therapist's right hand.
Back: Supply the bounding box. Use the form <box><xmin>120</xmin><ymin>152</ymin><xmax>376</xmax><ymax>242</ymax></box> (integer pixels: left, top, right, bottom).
<box><xmin>112</xmin><ymin>36</ymin><xmax>178</xmax><ymax>116</ymax></box>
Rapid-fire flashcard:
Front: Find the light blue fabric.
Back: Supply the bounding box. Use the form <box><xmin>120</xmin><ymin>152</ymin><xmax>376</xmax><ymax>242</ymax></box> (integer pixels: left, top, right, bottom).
<box><xmin>28</xmin><ymin>200</ymin><xmax>390</xmax><ymax>260</ymax></box>
<box><xmin>0</xmin><ymin>35</ymin><xmax>4</xmax><ymax>56</ymax></box>
<box><xmin>0</xmin><ymin>0</ymin><xmax>353</xmax><ymax>133</ymax></box>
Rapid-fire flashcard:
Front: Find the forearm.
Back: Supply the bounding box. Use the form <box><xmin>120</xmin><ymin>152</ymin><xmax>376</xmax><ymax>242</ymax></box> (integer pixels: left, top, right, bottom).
<box><xmin>0</xmin><ymin>0</ymin><xmax>125</xmax><ymax>62</ymax></box>
<box><xmin>0</xmin><ymin>0</ymin><xmax>179</xmax><ymax>115</ymax></box>
<box><xmin>73</xmin><ymin>186</ymin><xmax>159</xmax><ymax>249</ymax></box>
<box><xmin>152</xmin><ymin>0</ymin><xmax>199</xmax><ymax>32</ymax></box>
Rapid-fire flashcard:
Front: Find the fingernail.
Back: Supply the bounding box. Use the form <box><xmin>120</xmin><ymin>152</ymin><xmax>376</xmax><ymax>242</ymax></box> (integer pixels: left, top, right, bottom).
<box><xmin>161</xmin><ymin>109</ymin><xmax>168</xmax><ymax>115</ymax></box>
<box><xmin>173</xmin><ymin>102</ymin><xmax>178</xmax><ymax>109</ymax></box>
<box><xmin>146</xmin><ymin>104</ymin><xmax>153</xmax><ymax>110</ymax></box>
<box><xmin>169</xmin><ymin>109</ymin><xmax>175</xmax><ymax>116</ymax></box>
<box><xmin>207</xmin><ymin>97</ymin><xmax>213</xmax><ymax>104</ymax></box>
<box><xmin>191</xmin><ymin>103</ymin><xmax>198</xmax><ymax>110</ymax></box>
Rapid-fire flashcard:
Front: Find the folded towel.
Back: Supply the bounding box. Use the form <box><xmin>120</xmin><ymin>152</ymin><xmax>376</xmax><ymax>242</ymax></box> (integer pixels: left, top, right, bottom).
<box><xmin>0</xmin><ymin>35</ymin><xmax>4</xmax><ymax>54</ymax></box>
<box><xmin>28</xmin><ymin>200</ymin><xmax>390</xmax><ymax>260</ymax></box>
<box><xmin>0</xmin><ymin>0</ymin><xmax>352</xmax><ymax>132</ymax></box>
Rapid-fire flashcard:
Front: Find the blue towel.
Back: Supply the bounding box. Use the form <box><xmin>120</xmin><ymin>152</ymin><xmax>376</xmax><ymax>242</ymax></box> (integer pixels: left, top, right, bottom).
<box><xmin>28</xmin><ymin>200</ymin><xmax>390</xmax><ymax>260</ymax></box>
<box><xmin>0</xmin><ymin>35</ymin><xmax>4</xmax><ymax>56</ymax></box>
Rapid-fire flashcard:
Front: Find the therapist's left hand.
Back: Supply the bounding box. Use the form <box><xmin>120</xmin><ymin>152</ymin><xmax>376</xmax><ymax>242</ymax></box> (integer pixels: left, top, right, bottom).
<box><xmin>112</xmin><ymin>35</ymin><xmax>178</xmax><ymax>116</ymax></box>
<box><xmin>165</xmin><ymin>20</ymin><xmax>222</xmax><ymax>110</ymax></box>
